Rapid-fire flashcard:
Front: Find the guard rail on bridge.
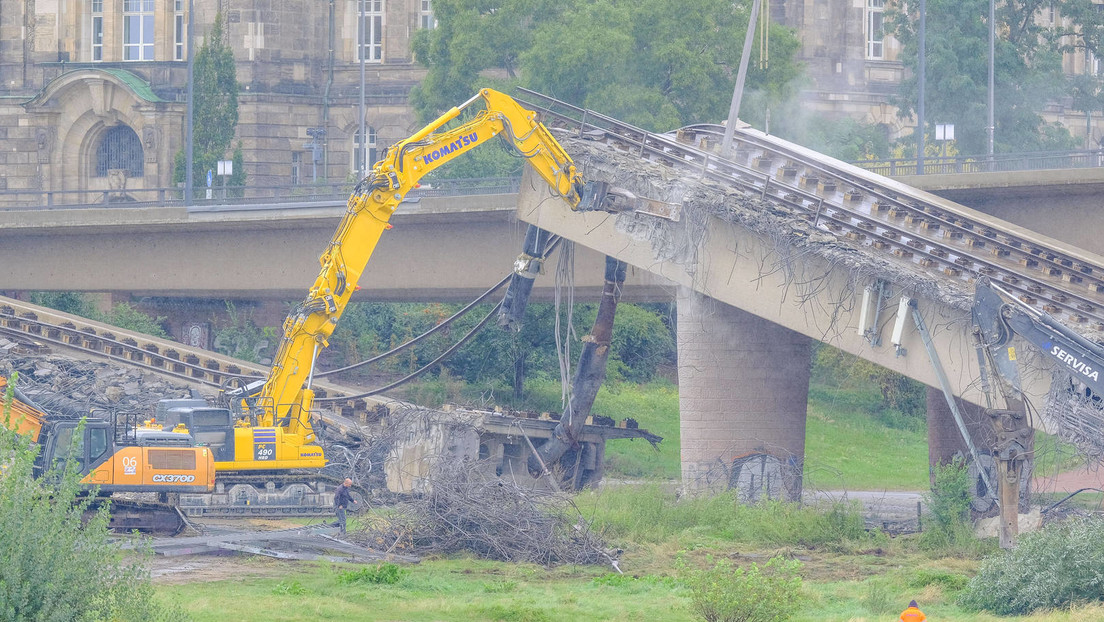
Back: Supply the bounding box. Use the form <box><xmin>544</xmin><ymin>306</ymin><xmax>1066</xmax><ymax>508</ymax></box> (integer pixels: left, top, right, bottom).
<box><xmin>851</xmin><ymin>148</ymin><xmax>1104</xmax><ymax>176</ymax></box>
<box><xmin>0</xmin><ymin>176</ymin><xmax>522</xmax><ymax>211</ymax></box>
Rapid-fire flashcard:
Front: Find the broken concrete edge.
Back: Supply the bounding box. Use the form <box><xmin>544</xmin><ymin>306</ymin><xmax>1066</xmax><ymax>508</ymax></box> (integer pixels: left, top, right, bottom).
<box><xmin>561</xmin><ymin>135</ymin><xmax>976</xmax><ymax>315</ymax></box>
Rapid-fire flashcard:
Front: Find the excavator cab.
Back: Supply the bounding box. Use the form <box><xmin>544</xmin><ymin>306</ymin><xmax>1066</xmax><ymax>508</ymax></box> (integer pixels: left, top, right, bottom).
<box><xmin>38</xmin><ymin>419</ymin><xmax>112</xmax><ymax>480</ymax></box>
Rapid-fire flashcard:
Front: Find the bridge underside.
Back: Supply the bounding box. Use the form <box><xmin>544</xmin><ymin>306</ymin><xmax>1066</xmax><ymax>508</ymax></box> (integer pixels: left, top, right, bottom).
<box><xmin>517</xmin><ymin>139</ymin><xmax>1062</xmax><ymax>496</ymax></box>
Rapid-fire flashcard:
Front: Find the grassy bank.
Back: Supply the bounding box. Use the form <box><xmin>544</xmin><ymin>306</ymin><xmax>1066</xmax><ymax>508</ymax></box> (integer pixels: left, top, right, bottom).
<box><xmin>155</xmin><ymin>488</ymin><xmax>1104</xmax><ymax>621</ymax></box>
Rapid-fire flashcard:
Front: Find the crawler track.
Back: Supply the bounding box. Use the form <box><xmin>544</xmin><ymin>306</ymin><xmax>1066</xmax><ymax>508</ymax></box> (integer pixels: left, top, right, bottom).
<box><xmin>517</xmin><ymin>89</ymin><xmax>1104</xmax><ymax>335</ymax></box>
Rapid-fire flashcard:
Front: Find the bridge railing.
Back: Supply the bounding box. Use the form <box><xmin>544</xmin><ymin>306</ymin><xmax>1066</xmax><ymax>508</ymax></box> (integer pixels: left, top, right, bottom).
<box><xmin>851</xmin><ymin>149</ymin><xmax>1104</xmax><ymax>176</ymax></box>
<box><xmin>0</xmin><ymin>176</ymin><xmax>522</xmax><ymax>211</ymax></box>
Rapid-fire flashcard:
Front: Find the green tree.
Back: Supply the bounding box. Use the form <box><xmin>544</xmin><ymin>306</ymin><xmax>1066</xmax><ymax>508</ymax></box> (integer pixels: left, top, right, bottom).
<box><xmin>411</xmin><ymin>0</ymin><xmax>802</xmax><ymax>133</ymax></box>
<box><xmin>801</xmin><ymin>117</ymin><xmax>892</xmax><ymax>162</ymax></box>
<box><xmin>211</xmin><ymin>302</ymin><xmax>277</xmax><ymax>364</ymax></box>
<box><xmin>410</xmin><ymin>0</ymin><xmax>560</xmax><ymax>122</ymax></box>
<box><xmin>522</xmin><ymin>0</ymin><xmax>801</xmax><ymax>132</ymax></box>
<box><xmin>28</xmin><ymin>291</ymin><xmax>97</xmax><ymax>317</ymax></box>
<box><xmin>888</xmin><ymin>0</ymin><xmax>1075</xmax><ymax>154</ymax></box>
<box><xmin>1055</xmin><ymin>1</ymin><xmax>1104</xmax><ymax>148</ymax></box>
<box><xmin>174</xmin><ymin>13</ymin><xmax>242</xmax><ymax>189</ymax></box>
<box><xmin>29</xmin><ymin>292</ymin><xmax>168</xmax><ymax>338</ymax></box>
<box><xmin>0</xmin><ymin>377</ymin><xmax>185</xmax><ymax>621</ymax></box>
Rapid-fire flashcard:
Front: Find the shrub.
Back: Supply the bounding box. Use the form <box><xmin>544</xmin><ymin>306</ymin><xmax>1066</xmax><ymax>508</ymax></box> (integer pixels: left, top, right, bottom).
<box><xmin>272</xmin><ymin>581</ymin><xmax>308</xmax><ymax>595</ymax></box>
<box><xmin>0</xmin><ymin>376</ymin><xmax>184</xmax><ymax>621</ymax></box>
<box><xmin>958</xmin><ymin>517</ymin><xmax>1104</xmax><ymax>615</ymax></box>
<box><xmin>29</xmin><ymin>291</ymin><xmax>168</xmax><ymax>338</ymax></box>
<box><xmin>338</xmin><ymin>562</ymin><xmax>407</xmax><ymax>585</ymax></box>
<box><xmin>918</xmin><ymin>458</ymin><xmax>978</xmax><ymax>552</ymax></box>
<box><xmin>677</xmin><ymin>555</ymin><xmax>804</xmax><ymax>622</ymax></box>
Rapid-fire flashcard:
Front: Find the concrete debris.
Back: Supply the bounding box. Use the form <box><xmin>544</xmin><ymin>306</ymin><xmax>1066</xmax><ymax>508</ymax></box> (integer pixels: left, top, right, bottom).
<box><xmin>562</xmin><ymin>135</ymin><xmax>976</xmax><ymax>314</ymax></box>
<box><xmin>1</xmin><ymin>352</ymin><xmax>201</xmax><ymax>416</ymax></box>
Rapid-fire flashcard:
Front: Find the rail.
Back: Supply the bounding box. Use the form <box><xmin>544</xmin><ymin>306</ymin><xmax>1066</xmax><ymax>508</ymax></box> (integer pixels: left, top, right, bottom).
<box><xmin>514</xmin><ymin>88</ymin><xmax>1104</xmax><ymax>335</ymax></box>
<box><xmin>0</xmin><ymin>176</ymin><xmax>522</xmax><ymax>211</ymax></box>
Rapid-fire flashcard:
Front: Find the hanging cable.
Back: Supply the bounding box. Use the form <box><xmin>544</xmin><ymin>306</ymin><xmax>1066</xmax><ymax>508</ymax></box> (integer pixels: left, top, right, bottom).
<box><xmin>314</xmin><ymin>272</ymin><xmax>513</xmax><ymax>378</ymax></box>
<box><xmin>314</xmin><ymin>301</ymin><xmax>503</xmax><ymax>401</ymax></box>
<box><xmin>554</xmin><ymin>240</ymin><xmax>576</xmax><ymax>416</ymax></box>
<box><xmin>217</xmin><ymin>235</ymin><xmax>563</xmax><ymax>384</ymax></box>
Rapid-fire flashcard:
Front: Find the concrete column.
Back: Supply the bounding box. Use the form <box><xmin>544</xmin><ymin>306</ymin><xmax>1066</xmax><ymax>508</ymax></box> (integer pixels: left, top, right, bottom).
<box><xmin>677</xmin><ymin>287</ymin><xmax>811</xmax><ymax>501</ymax></box>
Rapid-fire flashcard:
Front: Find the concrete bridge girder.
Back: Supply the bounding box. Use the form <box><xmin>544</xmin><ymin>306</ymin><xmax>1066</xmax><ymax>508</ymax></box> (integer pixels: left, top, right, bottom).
<box><xmin>516</xmin><ymin>166</ymin><xmax>1057</xmax><ymax>496</ymax></box>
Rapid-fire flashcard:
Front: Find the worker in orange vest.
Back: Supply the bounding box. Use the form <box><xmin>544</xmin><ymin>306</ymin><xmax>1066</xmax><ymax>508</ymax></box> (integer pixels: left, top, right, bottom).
<box><xmin>899</xmin><ymin>600</ymin><xmax>926</xmax><ymax>621</ymax></box>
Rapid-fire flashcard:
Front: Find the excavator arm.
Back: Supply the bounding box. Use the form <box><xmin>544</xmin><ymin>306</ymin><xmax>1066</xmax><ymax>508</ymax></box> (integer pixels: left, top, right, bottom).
<box><xmin>973</xmin><ymin>277</ymin><xmax>1104</xmax><ymax>401</ymax></box>
<box><xmin>252</xmin><ymin>88</ymin><xmax>647</xmax><ymax>434</ymax></box>
<box><xmin>972</xmin><ymin>277</ymin><xmax>1104</xmax><ymax>546</ymax></box>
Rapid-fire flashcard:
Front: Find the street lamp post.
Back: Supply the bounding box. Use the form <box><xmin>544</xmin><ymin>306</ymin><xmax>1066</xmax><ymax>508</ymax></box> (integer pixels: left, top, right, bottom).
<box><xmin>917</xmin><ymin>0</ymin><xmax>926</xmax><ymax>174</ymax></box>
<box><xmin>359</xmin><ymin>0</ymin><xmax>367</xmax><ymax>179</ymax></box>
<box><xmin>988</xmin><ymin>0</ymin><xmax>995</xmax><ymax>159</ymax></box>
<box><xmin>184</xmin><ymin>0</ymin><xmax>195</xmax><ymax>204</ymax></box>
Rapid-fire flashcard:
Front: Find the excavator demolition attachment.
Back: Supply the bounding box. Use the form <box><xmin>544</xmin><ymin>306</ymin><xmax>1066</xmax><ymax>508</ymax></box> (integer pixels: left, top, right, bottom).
<box><xmin>577</xmin><ymin>180</ymin><xmax>681</xmax><ymax>222</ymax></box>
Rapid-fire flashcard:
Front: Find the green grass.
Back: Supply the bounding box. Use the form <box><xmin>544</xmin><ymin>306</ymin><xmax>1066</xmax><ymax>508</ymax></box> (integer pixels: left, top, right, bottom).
<box><xmin>533</xmin><ymin>378</ymin><xmax>934</xmax><ymax>490</ymax></box>
<box><xmin>803</xmin><ymin>385</ymin><xmax>931</xmax><ymax>490</ymax></box>
<box><xmin>157</xmin><ymin>559</ymin><xmax>694</xmax><ymax>622</ymax></box>
<box><xmin>577</xmin><ymin>484</ymin><xmax>870</xmax><ymax>547</ymax></box>
<box><xmin>154</xmin><ymin>540</ymin><xmax>1104</xmax><ymax>621</ymax></box>
<box><xmin>154</xmin><ymin>379</ymin><xmax>1103</xmax><ymax>620</ymax></box>
<box><xmin>1033</xmin><ymin>427</ymin><xmax>1084</xmax><ymax>477</ymax></box>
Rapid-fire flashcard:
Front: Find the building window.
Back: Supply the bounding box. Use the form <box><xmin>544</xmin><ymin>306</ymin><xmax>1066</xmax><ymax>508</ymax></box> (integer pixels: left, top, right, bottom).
<box><xmin>353</xmin><ymin>127</ymin><xmax>378</xmax><ymax>175</ymax></box>
<box><xmin>123</xmin><ymin>0</ymin><xmax>155</xmax><ymax>61</ymax></box>
<box><xmin>358</xmin><ymin>0</ymin><xmax>383</xmax><ymax>62</ymax></box>
<box><xmin>420</xmin><ymin>0</ymin><xmax>436</xmax><ymax>30</ymax></box>
<box><xmin>866</xmin><ymin>0</ymin><xmax>885</xmax><ymax>60</ymax></box>
<box><xmin>175</xmin><ymin>0</ymin><xmax>185</xmax><ymax>61</ymax></box>
<box><xmin>95</xmin><ymin>125</ymin><xmax>144</xmax><ymax>177</ymax></box>
<box><xmin>291</xmin><ymin>152</ymin><xmax>302</xmax><ymax>185</ymax></box>
<box><xmin>91</xmin><ymin>0</ymin><xmax>103</xmax><ymax>61</ymax></box>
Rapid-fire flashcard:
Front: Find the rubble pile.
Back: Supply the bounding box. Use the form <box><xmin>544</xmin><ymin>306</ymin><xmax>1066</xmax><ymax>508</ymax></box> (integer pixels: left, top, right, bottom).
<box><xmin>0</xmin><ymin>347</ymin><xmax>200</xmax><ymax>417</ymax></box>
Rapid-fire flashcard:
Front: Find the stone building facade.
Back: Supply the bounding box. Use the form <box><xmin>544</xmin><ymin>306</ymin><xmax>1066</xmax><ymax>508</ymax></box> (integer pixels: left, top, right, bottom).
<box><xmin>774</xmin><ymin>0</ymin><xmax>908</xmax><ymax>137</ymax></box>
<box><xmin>5</xmin><ymin>0</ymin><xmax>1101</xmax><ymax>205</ymax></box>
<box><xmin>0</xmin><ymin>0</ymin><xmax>431</xmax><ymax>205</ymax></box>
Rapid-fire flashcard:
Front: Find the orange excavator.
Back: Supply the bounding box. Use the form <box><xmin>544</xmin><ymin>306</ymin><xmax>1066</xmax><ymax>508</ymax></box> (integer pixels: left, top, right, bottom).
<box><xmin>2</xmin><ymin>375</ymin><xmax>215</xmax><ymax>533</ymax></box>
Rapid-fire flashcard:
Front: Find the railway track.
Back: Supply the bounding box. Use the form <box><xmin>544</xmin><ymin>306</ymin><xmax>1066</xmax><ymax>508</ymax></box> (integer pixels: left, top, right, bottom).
<box><xmin>0</xmin><ymin>296</ymin><xmax>379</xmax><ymax>423</ymax></box>
<box><xmin>517</xmin><ymin>88</ymin><xmax>1104</xmax><ymax>336</ymax></box>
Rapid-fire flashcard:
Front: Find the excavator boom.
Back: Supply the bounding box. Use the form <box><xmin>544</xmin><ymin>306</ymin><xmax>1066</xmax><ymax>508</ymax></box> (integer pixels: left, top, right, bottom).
<box><xmin>252</xmin><ymin>88</ymin><xmax>661</xmax><ymax>441</ymax></box>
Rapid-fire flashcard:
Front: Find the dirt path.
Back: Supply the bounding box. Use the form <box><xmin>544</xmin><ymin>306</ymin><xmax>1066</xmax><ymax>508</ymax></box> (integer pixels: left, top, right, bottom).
<box><xmin>1033</xmin><ymin>466</ymin><xmax>1104</xmax><ymax>494</ymax></box>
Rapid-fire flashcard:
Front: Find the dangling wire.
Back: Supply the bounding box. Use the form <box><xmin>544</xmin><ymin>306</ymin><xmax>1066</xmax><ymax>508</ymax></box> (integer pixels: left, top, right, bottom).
<box><xmin>554</xmin><ymin>241</ymin><xmax>576</xmax><ymax>416</ymax></box>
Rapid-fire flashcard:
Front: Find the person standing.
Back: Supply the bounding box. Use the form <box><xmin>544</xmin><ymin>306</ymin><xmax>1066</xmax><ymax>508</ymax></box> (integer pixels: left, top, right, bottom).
<box><xmin>333</xmin><ymin>478</ymin><xmax>357</xmax><ymax>534</ymax></box>
<box><xmin>899</xmin><ymin>600</ymin><xmax>926</xmax><ymax>622</ymax></box>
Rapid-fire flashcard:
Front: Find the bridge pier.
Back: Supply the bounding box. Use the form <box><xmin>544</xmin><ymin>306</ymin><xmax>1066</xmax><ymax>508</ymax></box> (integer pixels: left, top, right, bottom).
<box><xmin>677</xmin><ymin>287</ymin><xmax>811</xmax><ymax>501</ymax></box>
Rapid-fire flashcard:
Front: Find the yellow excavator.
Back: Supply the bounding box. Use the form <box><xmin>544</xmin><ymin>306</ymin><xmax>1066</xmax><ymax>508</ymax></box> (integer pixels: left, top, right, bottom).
<box><xmin>156</xmin><ymin>88</ymin><xmax>662</xmax><ymax>513</ymax></box>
